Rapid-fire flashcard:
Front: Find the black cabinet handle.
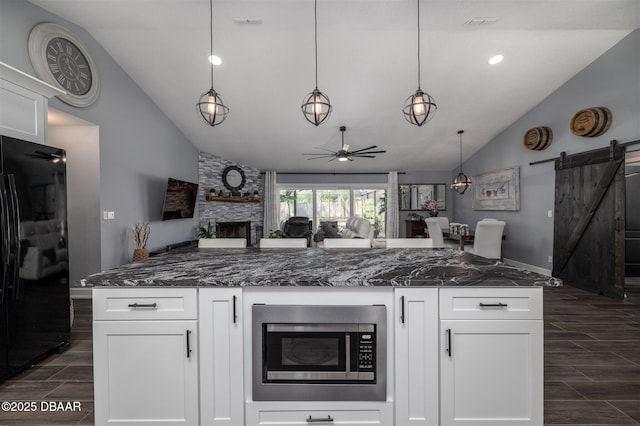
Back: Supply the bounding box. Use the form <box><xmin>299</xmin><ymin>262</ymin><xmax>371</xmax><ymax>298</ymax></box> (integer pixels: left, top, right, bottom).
<box><xmin>446</xmin><ymin>329</ymin><xmax>452</xmax><ymax>357</ymax></box>
<box><xmin>233</xmin><ymin>295</ymin><xmax>237</xmax><ymax>324</ymax></box>
<box><xmin>479</xmin><ymin>302</ymin><xmax>508</xmax><ymax>308</ymax></box>
<box><xmin>307</xmin><ymin>415</ymin><xmax>333</xmax><ymax>423</ymax></box>
<box><xmin>186</xmin><ymin>329</ymin><xmax>192</xmax><ymax>358</ymax></box>
<box><xmin>127</xmin><ymin>302</ymin><xmax>158</xmax><ymax>309</ymax></box>
<box><xmin>400</xmin><ymin>295</ymin><xmax>405</xmax><ymax>324</ymax></box>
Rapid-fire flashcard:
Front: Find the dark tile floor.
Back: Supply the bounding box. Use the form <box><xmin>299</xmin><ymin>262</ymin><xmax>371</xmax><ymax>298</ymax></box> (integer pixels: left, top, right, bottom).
<box><xmin>0</xmin><ymin>285</ymin><xmax>638</xmax><ymax>425</ymax></box>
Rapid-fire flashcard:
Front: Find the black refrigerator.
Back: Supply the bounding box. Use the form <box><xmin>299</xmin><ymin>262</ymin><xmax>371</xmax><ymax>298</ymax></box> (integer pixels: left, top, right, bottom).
<box><xmin>0</xmin><ymin>135</ymin><xmax>70</xmax><ymax>382</ymax></box>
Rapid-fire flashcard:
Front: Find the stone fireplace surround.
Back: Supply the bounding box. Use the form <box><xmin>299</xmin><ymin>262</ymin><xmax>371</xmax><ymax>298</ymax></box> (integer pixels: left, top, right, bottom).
<box><xmin>198</xmin><ymin>152</ymin><xmax>264</xmax><ymax>246</ymax></box>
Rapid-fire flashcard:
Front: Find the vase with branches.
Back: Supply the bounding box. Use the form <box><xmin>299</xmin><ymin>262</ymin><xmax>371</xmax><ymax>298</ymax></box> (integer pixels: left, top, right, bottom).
<box><xmin>131</xmin><ymin>222</ymin><xmax>150</xmax><ymax>262</ymax></box>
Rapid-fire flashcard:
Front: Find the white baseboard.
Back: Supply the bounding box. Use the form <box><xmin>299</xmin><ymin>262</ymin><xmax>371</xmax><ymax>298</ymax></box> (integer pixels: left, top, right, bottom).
<box><xmin>503</xmin><ymin>258</ymin><xmax>552</xmax><ymax>277</ymax></box>
<box><xmin>70</xmin><ymin>287</ymin><xmax>92</xmax><ymax>299</ymax></box>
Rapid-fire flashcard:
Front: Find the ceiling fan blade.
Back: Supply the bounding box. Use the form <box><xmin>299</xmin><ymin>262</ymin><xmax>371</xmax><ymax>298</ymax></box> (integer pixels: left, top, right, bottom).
<box><xmin>355</xmin><ymin>150</ymin><xmax>386</xmax><ymax>154</ymax></box>
<box><xmin>302</xmin><ymin>153</ymin><xmax>334</xmax><ymax>156</ymax></box>
<box><xmin>351</xmin><ymin>155</ymin><xmax>377</xmax><ymax>158</ymax></box>
<box><xmin>306</xmin><ymin>155</ymin><xmax>335</xmax><ymax>160</ymax></box>
<box><xmin>349</xmin><ymin>145</ymin><xmax>378</xmax><ymax>154</ymax></box>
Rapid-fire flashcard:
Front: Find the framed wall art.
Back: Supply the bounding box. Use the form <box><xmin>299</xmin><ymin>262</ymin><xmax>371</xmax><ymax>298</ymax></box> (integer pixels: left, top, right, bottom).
<box><xmin>472</xmin><ymin>166</ymin><xmax>520</xmax><ymax>211</ymax></box>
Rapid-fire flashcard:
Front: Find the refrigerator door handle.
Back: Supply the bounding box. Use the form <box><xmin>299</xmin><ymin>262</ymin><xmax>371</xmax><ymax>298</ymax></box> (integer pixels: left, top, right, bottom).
<box><xmin>6</xmin><ymin>175</ymin><xmax>21</xmax><ymax>301</ymax></box>
<box><xmin>0</xmin><ymin>174</ymin><xmax>10</xmax><ymax>304</ymax></box>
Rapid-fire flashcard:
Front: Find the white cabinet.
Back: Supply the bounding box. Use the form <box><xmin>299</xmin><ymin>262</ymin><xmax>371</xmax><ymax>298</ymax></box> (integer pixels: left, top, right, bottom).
<box><xmin>199</xmin><ymin>288</ymin><xmax>244</xmax><ymax>426</ymax></box>
<box><xmin>439</xmin><ymin>288</ymin><xmax>543</xmax><ymax>426</ymax></box>
<box><xmin>92</xmin><ymin>288</ymin><xmax>199</xmax><ymax>426</ymax></box>
<box><xmin>394</xmin><ymin>288</ymin><xmax>439</xmax><ymax>426</ymax></box>
<box><xmin>0</xmin><ymin>62</ymin><xmax>63</xmax><ymax>144</ymax></box>
<box><xmin>246</xmin><ymin>401</ymin><xmax>394</xmax><ymax>426</ymax></box>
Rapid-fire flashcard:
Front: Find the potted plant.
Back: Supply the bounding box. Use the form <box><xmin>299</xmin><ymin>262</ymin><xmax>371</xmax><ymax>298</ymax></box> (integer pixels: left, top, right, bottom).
<box><xmin>408</xmin><ymin>212</ymin><xmax>423</xmax><ymax>221</ymax></box>
<box><xmin>198</xmin><ymin>221</ymin><xmax>214</xmax><ymax>239</ymax></box>
<box><xmin>421</xmin><ymin>199</ymin><xmax>439</xmax><ymax>217</ymax></box>
<box><xmin>268</xmin><ymin>229</ymin><xmax>284</xmax><ymax>238</ymax></box>
<box><xmin>131</xmin><ymin>222</ymin><xmax>150</xmax><ymax>262</ymax></box>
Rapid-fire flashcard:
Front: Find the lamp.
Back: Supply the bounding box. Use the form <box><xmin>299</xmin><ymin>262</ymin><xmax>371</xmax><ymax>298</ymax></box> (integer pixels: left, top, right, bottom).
<box><xmin>301</xmin><ymin>0</ymin><xmax>332</xmax><ymax>126</ymax></box>
<box><xmin>196</xmin><ymin>0</ymin><xmax>229</xmax><ymax>126</ymax></box>
<box><xmin>403</xmin><ymin>0</ymin><xmax>437</xmax><ymax>126</ymax></box>
<box><xmin>451</xmin><ymin>130</ymin><xmax>472</xmax><ymax>194</ymax></box>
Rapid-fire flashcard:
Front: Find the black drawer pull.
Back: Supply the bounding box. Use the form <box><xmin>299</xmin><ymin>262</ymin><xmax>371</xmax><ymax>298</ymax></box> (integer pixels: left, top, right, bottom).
<box><xmin>479</xmin><ymin>302</ymin><xmax>508</xmax><ymax>308</ymax></box>
<box><xmin>400</xmin><ymin>295</ymin><xmax>405</xmax><ymax>324</ymax></box>
<box><xmin>186</xmin><ymin>330</ymin><xmax>192</xmax><ymax>358</ymax></box>
<box><xmin>446</xmin><ymin>328</ymin><xmax>452</xmax><ymax>357</ymax></box>
<box><xmin>307</xmin><ymin>415</ymin><xmax>333</xmax><ymax>423</ymax></box>
<box><xmin>128</xmin><ymin>302</ymin><xmax>158</xmax><ymax>309</ymax></box>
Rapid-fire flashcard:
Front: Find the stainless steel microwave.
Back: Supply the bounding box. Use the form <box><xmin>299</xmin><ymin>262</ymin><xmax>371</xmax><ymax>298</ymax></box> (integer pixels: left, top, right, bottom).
<box><xmin>252</xmin><ymin>304</ymin><xmax>386</xmax><ymax>401</ymax></box>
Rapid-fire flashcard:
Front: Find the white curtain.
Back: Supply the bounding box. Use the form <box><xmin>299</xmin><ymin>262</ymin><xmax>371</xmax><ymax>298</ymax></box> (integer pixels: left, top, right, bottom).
<box><xmin>263</xmin><ymin>171</ymin><xmax>279</xmax><ymax>238</ymax></box>
<box><xmin>386</xmin><ymin>171</ymin><xmax>400</xmax><ymax>238</ymax></box>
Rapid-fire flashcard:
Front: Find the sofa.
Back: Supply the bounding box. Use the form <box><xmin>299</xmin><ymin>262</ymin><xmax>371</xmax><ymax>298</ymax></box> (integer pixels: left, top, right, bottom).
<box><xmin>338</xmin><ymin>217</ymin><xmax>374</xmax><ymax>240</ymax></box>
<box><xmin>19</xmin><ymin>220</ymin><xmax>68</xmax><ymax>280</ymax></box>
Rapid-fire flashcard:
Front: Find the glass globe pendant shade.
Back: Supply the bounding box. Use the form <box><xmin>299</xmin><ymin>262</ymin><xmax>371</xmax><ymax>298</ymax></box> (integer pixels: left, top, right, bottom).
<box><xmin>197</xmin><ymin>88</ymin><xmax>229</xmax><ymax>127</ymax></box>
<box><xmin>301</xmin><ymin>88</ymin><xmax>333</xmax><ymax>126</ymax></box>
<box><xmin>451</xmin><ymin>172</ymin><xmax>472</xmax><ymax>194</ymax></box>
<box><xmin>403</xmin><ymin>89</ymin><xmax>437</xmax><ymax>126</ymax></box>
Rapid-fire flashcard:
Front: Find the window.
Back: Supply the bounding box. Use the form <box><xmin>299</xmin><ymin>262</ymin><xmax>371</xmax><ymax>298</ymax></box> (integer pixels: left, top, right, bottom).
<box><xmin>278</xmin><ymin>186</ymin><xmax>386</xmax><ymax>238</ymax></box>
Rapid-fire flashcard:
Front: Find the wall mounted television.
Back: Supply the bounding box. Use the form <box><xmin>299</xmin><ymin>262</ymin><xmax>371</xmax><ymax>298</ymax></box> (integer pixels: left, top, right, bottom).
<box><xmin>161</xmin><ymin>178</ymin><xmax>198</xmax><ymax>220</ymax></box>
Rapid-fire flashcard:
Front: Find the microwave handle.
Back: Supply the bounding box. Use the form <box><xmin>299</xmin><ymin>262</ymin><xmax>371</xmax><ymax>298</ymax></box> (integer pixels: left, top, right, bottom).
<box><xmin>345</xmin><ymin>333</ymin><xmax>351</xmax><ymax>373</ymax></box>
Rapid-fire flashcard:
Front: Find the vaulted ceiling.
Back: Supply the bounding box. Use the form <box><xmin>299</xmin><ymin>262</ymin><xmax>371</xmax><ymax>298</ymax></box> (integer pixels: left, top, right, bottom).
<box><xmin>29</xmin><ymin>0</ymin><xmax>639</xmax><ymax>172</ymax></box>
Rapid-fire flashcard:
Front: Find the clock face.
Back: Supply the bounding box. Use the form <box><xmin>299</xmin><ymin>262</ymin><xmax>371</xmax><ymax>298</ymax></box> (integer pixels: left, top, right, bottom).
<box><xmin>46</xmin><ymin>37</ymin><xmax>93</xmax><ymax>96</ymax></box>
<box><xmin>28</xmin><ymin>23</ymin><xmax>100</xmax><ymax>107</ymax></box>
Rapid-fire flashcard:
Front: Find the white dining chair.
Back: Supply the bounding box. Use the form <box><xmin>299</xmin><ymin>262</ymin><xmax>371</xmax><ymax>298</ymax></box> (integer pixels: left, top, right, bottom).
<box><xmin>424</xmin><ymin>218</ymin><xmax>445</xmax><ymax>248</ymax></box>
<box><xmin>259</xmin><ymin>238</ymin><xmax>307</xmax><ymax>248</ymax></box>
<box><xmin>198</xmin><ymin>238</ymin><xmax>247</xmax><ymax>248</ymax></box>
<box><xmin>385</xmin><ymin>238</ymin><xmax>434</xmax><ymax>248</ymax></box>
<box><xmin>322</xmin><ymin>238</ymin><xmax>372</xmax><ymax>249</ymax></box>
<box><xmin>468</xmin><ymin>220</ymin><xmax>506</xmax><ymax>259</ymax></box>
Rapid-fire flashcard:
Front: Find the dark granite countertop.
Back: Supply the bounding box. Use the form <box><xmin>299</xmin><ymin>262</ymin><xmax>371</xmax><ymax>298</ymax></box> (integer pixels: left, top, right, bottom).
<box><xmin>79</xmin><ymin>247</ymin><xmax>561</xmax><ymax>288</ymax></box>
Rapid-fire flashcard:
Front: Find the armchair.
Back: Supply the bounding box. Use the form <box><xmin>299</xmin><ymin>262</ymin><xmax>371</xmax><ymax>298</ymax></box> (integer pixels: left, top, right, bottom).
<box><xmin>283</xmin><ymin>216</ymin><xmax>313</xmax><ymax>247</ymax></box>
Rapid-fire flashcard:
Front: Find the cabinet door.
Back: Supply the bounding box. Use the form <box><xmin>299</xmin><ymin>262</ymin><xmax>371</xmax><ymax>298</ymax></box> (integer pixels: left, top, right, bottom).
<box><xmin>199</xmin><ymin>288</ymin><xmax>244</xmax><ymax>426</ymax></box>
<box><xmin>440</xmin><ymin>320</ymin><xmax>543</xmax><ymax>426</ymax></box>
<box><xmin>93</xmin><ymin>320</ymin><xmax>198</xmax><ymax>426</ymax></box>
<box><xmin>395</xmin><ymin>288</ymin><xmax>439</xmax><ymax>426</ymax></box>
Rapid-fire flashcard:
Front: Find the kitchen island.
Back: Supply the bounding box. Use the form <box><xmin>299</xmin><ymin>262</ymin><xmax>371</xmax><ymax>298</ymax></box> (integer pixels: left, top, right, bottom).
<box><xmin>84</xmin><ymin>247</ymin><xmax>559</xmax><ymax>426</ymax></box>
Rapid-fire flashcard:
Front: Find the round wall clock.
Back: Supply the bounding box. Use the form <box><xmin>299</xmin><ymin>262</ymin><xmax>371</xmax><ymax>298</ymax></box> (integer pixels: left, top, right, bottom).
<box><xmin>222</xmin><ymin>166</ymin><xmax>246</xmax><ymax>192</ymax></box>
<box><xmin>28</xmin><ymin>22</ymin><xmax>100</xmax><ymax>108</ymax></box>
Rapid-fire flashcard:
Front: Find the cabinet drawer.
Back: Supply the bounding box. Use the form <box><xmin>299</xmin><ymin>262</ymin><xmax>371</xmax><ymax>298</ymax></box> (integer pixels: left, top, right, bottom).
<box><xmin>93</xmin><ymin>288</ymin><xmax>197</xmax><ymax>320</ymax></box>
<box><xmin>246</xmin><ymin>402</ymin><xmax>393</xmax><ymax>426</ymax></box>
<box><xmin>439</xmin><ymin>288</ymin><xmax>542</xmax><ymax>320</ymax></box>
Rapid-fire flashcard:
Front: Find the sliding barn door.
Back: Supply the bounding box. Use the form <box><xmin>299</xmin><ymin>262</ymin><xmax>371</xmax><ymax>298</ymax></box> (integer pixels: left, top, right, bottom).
<box><xmin>553</xmin><ymin>144</ymin><xmax>626</xmax><ymax>298</ymax></box>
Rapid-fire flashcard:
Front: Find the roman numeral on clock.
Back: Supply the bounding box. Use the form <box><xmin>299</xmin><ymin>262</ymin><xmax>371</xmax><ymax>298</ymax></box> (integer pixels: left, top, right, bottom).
<box><xmin>49</xmin><ymin>63</ymin><xmax>60</xmax><ymax>74</ymax></box>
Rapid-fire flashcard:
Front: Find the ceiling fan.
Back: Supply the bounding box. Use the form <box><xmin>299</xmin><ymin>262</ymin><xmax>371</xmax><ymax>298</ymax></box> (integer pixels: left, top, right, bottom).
<box><xmin>302</xmin><ymin>126</ymin><xmax>386</xmax><ymax>162</ymax></box>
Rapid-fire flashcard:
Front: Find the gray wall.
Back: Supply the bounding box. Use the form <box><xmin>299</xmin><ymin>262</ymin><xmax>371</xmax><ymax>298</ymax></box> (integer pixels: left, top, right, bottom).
<box><xmin>0</xmin><ymin>0</ymin><xmax>199</xmax><ymax>271</ymax></box>
<box><xmin>452</xmin><ymin>29</ymin><xmax>640</xmax><ymax>270</ymax></box>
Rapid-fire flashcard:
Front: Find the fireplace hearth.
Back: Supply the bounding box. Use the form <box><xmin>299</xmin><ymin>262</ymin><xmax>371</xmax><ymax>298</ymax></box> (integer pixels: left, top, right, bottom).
<box><xmin>216</xmin><ymin>221</ymin><xmax>251</xmax><ymax>246</ymax></box>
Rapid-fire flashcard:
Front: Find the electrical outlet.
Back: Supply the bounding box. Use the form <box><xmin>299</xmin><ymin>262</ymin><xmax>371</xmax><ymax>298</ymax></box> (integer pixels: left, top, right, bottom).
<box><xmin>547</xmin><ymin>210</ymin><xmax>553</xmax><ymax>218</ymax></box>
<box><xmin>548</xmin><ymin>255</ymin><xmax>553</xmax><ymax>263</ymax></box>
<box><xmin>107</xmin><ymin>211</ymin><xmax>115</xmax><ymax>220</ymax></box>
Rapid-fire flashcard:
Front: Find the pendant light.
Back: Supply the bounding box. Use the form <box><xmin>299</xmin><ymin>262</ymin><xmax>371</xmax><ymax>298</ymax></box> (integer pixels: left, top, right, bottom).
<box><xmin>196</xmin><ymin>0</ymin><xmax>229</xmax><ymax>126</ymax></box>
<box><xmin>451</xmin><ymin>130</ymin><xmax>472</xmax><ymax>194</ymax></box>
<box><xmin>403</xmin><ymin>0</ymin><xmax>437</xmax><ymax>126</ymax></box>
<box><xmin>301</xmin><ymin>0</ymin><xmax>332</xmax><ymax>126</ymax></box>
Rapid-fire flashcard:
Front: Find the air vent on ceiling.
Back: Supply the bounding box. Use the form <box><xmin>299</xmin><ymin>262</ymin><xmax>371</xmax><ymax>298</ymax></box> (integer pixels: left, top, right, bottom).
<box><xmin>464</xmin><ymin>17</ymin><xmax>498</xmax><ymax>26</ymax></box>
<box><xmin>233</xmin><ymin>17</ymin><xmax>262</xmax><ymax>25</ymax></box>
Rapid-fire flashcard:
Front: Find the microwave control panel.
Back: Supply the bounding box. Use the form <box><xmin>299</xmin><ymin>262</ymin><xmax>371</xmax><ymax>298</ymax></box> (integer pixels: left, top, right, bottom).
<box><xmin>358</xmin><ymin>332</ymin><xmax>376</xmax><ymax>371</ymax></box>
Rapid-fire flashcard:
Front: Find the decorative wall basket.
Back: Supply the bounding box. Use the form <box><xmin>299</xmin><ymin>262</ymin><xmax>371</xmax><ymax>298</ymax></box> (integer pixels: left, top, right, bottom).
<box><xmin>570</xmin><ymin>106</ymin><xmax>612</xmax><ymax>137</ymax></box>
<box><xmin>524</xmin><ymin>126</ymin><xmax>553</xmax><ymax>150</ymax></box>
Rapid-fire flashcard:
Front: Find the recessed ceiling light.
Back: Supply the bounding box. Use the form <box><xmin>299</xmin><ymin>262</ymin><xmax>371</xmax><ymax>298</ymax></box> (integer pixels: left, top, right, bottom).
<box><xmin>488</xmin><ymin>54</ymin><xmax>504</xmax><ymax>65</ymax></box>
<box><xmin>209</xmin><ymin>55</ymin><xmax>222</xmax><ymax>66</ymax></box>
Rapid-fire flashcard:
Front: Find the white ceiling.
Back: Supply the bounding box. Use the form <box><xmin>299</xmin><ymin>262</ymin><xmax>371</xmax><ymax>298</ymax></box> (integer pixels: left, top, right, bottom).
<box><xmin>28</xmin><ymin>0</ymin><xmax>639</xmax><ymax>173</ymax></box>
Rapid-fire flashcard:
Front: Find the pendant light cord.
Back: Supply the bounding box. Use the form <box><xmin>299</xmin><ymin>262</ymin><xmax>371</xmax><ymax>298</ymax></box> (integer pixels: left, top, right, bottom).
<box><xmin>314</xmin><ymin>0</ymin><xmax>318</xmax><ymax>89</ymax></box>
<box><xmin>459</xmin><ymin>131</ymin><xmax>463</xmax><ymax>172</ymax></box>
<box><xmin>416</xmin><ymin>0</ymin><xmax>421</xmax><ymax>90</ymax></box>
<box><xmin>209</xmin><ymin>0</ymin><xmax>214</xmax><ymax>88</ymax></box>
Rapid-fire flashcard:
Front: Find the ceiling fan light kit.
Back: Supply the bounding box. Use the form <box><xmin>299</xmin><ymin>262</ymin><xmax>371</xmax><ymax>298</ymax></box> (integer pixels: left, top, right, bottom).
<box><xmin>451</xmin><ymin>130</ymin><xmax>472</xmax><ymax>194</ymax></box>
<box><xmin>197</xmin><ymin>0</ymin><xmax>229</xmax><ymax>126</ymax></box>
<box><xmin>301</xmin><ymin>0</ymin><xmax>333</xmax><ymax>126</ymax></box>
<box><xmin>403</xmin><ymin>0</ymin><xmax>437</xmax><ymax>126</ymax></box>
